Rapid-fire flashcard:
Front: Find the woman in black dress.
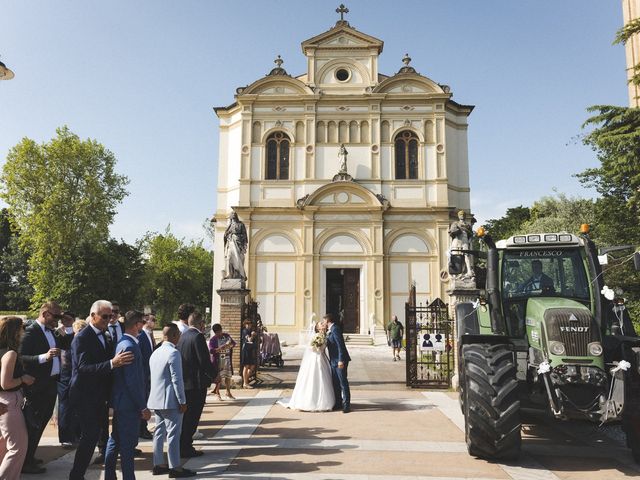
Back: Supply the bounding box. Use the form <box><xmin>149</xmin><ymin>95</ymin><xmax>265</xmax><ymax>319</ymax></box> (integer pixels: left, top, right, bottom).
<box><xmin>241</xmin><ymin>320</ymin><xmax>257</xmax><ymax>388</ymax></box>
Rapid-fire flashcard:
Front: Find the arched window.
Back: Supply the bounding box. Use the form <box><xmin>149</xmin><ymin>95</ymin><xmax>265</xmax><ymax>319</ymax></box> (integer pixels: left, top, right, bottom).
<box><xmin>394</xmin><ymin>130</ymin><xmax>419</xmax><ymax>179</ymax></box>
<box><xmin>266</xmin><ymin>132</ymin><xmax>290</xmax><ymax>180</ymax></box>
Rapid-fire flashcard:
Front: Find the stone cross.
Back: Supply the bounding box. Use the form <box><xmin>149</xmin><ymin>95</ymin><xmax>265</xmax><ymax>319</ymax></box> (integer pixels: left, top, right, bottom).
<box><xmin>336</xmin><ymin>4</ymin><xmax>349</xmax><ymax>21</ymax></box>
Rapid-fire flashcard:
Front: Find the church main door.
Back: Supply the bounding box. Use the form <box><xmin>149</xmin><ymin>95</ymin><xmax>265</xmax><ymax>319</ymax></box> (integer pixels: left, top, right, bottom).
<box><xmin>326</xmin><ymin>268</ymin><xmax>360</xmax><ymax>333</ymax></box>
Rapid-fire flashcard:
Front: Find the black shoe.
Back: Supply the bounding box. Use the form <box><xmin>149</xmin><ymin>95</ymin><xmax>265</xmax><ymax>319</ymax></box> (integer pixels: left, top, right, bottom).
<box><xmin>134</xmin><ymin>447</ymin><xmax>144</xmax><ymax>457</ymax></box>
<box><xmin>332</xmin><ymin>405</ymin><xmax>343</xmax><ymax>411</ymax></box>
<box><xmin>152</xmin><ymin>465</ymin><xmax>170</xmax><ymax>475</ymax></box>
<box><xmin>343</xmin><ymin>406</ymin><xmax>351</xmax><ymax>413</ymax></box>
<box><xmin>180</xmin><ymin>450</ymin><xmax>203</xmax><ymax>458</ymax></box>
<box><xmin>34</xmin><ymin>457</ymin><xmax>44</xmax><ymax>464</ymax></box>
<box><xmin>93</xmin><ymin>453</ymin><xmax>105</xmax><ymax>465</ymax></box>
<box><xmin>21</xmin><ymin>463</ymin><xmax>46</xmax><ymax>474</ymax></box>
<box><xmin>140</xmin><ymin>429</ymin><xmax>153</xmax><ymax>440</ymax></box>
<box><xmin>170</xmin><ymin>467</ymin><xmax>197</xmax><ymax>478</ymax></box>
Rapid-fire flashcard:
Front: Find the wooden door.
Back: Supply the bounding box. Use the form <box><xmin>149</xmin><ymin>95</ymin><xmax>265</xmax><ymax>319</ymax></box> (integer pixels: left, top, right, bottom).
<box><xmin>342</xmin><ymin>269</ymin><xmax>360</xmax><ymax>333</ymax></box>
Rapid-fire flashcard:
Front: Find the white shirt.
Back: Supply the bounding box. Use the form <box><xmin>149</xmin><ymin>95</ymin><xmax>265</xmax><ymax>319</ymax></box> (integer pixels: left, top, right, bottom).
<box><xmin>37</xmin><ymin>320</ymin><xmax>60</xmax><ymax>376</ymax></box>
<box><xmin>108</xmin><ymin>321</ymin><xmax>123</xmax><ymax>343</ymax></box>
<box><xmin>143</xmin><ymin>328</ymin><xmax>154</xmax><ymax>347</ymax></box>
<box><xmin>174</xmin><ymin>321</ymin><xmax>188</xmax><ymax>333</ymax></box>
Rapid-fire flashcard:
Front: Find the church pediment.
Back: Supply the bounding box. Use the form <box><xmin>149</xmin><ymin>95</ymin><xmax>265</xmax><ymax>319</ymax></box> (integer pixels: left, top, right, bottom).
<box><xmin>374</xmin><ymin>74</ymin><xmax>446</xmax><ymax>95</ymax></box>
<box><xmin>297</xmin><ymin>181</ymin><xmax>388</xmax><ymax>210</ymax></box>
<box><xmin>301</xmin><ymin>22</ymin><xmax>383</xmax><ymax>54</ymax></box>
<box><xmin>239</xmin><ymin>75</ymin><xmax>313</xmax><ymax>96</ymax></box>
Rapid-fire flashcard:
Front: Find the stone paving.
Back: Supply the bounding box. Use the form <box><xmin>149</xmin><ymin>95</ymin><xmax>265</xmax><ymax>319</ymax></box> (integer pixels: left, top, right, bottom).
<box><xmin>24</xmin><ymin>344</ymin><xmax>640</xmax><ymax>479</ymax></box>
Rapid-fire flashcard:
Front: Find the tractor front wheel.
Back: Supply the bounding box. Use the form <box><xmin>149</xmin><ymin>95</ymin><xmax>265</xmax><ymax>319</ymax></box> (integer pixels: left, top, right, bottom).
<box><xmin>462</xmin><ymin>343</ymin><xmax>521</xmax><ymax>460</ymax></box>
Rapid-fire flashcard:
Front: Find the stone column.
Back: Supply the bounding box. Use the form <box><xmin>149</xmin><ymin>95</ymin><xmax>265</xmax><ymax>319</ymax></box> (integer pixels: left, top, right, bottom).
<box><xmin>446</xmin><ymin>279</ymin><xmax>481</xmax><ymax>389</ymax></box>
<box><xmin>217</xmin><ymin>279</ymin><xmax>250</xmax><ymax>374</ymax></box>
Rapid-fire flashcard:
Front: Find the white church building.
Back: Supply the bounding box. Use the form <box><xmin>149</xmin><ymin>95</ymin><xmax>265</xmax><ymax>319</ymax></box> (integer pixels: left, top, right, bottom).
<box><xmin>212</xmin><ymin>12</ymin><xmax>473</xmax><ymax>344</ymax></box>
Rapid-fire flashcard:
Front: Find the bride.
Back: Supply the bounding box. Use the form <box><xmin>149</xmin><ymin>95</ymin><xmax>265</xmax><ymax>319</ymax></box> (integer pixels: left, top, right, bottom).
<box><xmin>280</xmin><ymin>320</ymin><xmax>334</xmax><ymax>412</ymax></box>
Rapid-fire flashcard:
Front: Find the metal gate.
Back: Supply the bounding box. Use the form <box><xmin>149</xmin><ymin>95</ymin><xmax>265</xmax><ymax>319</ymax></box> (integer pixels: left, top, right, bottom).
<box><xmin>405</xmin><ymin>285</ymin><xmax>453</xmax><ymax>388</ymax></box>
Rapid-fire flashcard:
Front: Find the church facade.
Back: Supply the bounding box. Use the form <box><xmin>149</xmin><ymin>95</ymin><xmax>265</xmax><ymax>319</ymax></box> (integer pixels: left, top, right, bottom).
<box><xmin>212</xmin><ymin>14</ymin><xmax>473</xmax><ymax>344</ymax></box>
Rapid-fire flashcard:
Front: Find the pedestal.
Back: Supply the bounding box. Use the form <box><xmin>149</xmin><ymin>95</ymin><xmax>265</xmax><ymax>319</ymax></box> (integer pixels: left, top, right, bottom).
<box><xmin>216</xmin><ymin>285</ymin><xmax>250</xmax><ymax>375</ymax></box>
<box><xmin>446</xmin><ymin>282</ymin><xmax>482</xmax><ymax>390</ymax></box>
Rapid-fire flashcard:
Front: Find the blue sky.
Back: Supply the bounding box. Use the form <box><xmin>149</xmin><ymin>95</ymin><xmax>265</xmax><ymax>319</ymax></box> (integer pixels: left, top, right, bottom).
<box><xmin>0</xmin><ymin>1</ymin><xmax>628</xmax><ymax>246</ymax></box>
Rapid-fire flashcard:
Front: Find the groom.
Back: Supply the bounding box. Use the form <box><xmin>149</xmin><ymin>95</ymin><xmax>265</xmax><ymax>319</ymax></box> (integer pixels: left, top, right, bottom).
<box><xmin>324</xmin><ymin>313</ymin><xmax>351</xmax><ymax>413</ymax></box>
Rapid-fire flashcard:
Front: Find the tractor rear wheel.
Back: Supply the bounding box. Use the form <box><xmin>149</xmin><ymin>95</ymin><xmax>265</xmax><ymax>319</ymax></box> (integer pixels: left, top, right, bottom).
<box><xmin>462</xmin><ymin>343</ymin><xmax>521</xmax><ymax>460</ymax></box>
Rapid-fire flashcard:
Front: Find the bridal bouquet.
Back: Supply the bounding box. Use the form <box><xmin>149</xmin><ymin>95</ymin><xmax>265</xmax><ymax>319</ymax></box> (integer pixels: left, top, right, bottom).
<box><xmin>310</xmin><ymin>332</ymin><xmax>326</xmax><ymax>351</ymax></box>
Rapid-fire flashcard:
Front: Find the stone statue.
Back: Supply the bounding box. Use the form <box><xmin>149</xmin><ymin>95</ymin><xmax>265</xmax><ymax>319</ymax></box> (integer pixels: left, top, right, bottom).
<box><xmin>223</xmin><ymin>211</ymin><xmax>248</xmax><ymax>280</ymax></box>
<box><xmin>338</xmin><ymin>144</ymin><xmax>348</xmax><ymax>174</ymax></box>
<box><xmin>448</xmin><ymin>210</ymin><xmax>475</xmax><ymax>281</ymax></box>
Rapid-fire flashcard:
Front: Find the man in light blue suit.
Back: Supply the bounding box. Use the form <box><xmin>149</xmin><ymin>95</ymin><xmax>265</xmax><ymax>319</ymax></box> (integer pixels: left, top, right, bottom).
<box><xmin>104</xmin><ymin>310</ymin><xmax>151</xmax><ymax>480</ymax></box>
<box><xmin>148</xmin><ymin>324</ymin><xmax>195</xmax><ymax>478</ymax></box>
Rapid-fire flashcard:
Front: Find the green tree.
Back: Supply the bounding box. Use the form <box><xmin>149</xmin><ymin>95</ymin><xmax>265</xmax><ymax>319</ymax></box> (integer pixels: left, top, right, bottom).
<box><xmin>138</xmin><ymin>229</ymin><xmax>213</xmax><ymax>326</ymax></box>
<box><xmin>0</xmin><ymin>209</ymin><xmax>32</xmax><ymax>310</ymax></box>
<box><xmin>0</xmin><ymin>126</ymin><xmax>128</xmax><ymax>310</ymax></box>
<box><xmin>522</xmin><ymin>194</ymin><xmax>596</xmax><ymax>234</ymax></box>
<box><xmin>483</xmin><ymin>206</ymin><xmax>531</xmax><ymax>241</ymax></box>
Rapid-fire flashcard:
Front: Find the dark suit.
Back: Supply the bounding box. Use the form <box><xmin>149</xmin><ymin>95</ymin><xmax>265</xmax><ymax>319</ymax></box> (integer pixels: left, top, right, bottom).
<box><xmin>68</xmin><ymin>324</ymin><xmax>113</xmax><ymax>480</ymax></box>
<box><xmin>58</xmin><ymin>330</ymin><xmax>79</xmax><ymax>444</ymax></box>
<box><xmin>137</xmin><ymin>329</ymin><xmax>153</xmax><ymax>434</ymax></box>
<box><xmin>20</xmin><ymin>321</ymin><xmax>72</xmax><ymax>464</ymax></box>
<box><xmin>104</xmin><ymin>335</ymin><xmax>146</xmax><ymax>480</ymax></box>
<box><xmin>326</xmin><ymin>324</ymin><xmax>351</xmax><ymax>410</ymax></box>
<box><xmin>177</xmin><ymin>327</ymin><xmax>215</xmax><ymax>455</ymax></box>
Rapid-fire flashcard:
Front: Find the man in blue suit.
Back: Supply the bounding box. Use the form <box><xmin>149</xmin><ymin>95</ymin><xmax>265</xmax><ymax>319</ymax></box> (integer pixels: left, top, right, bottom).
<box><xmin>148</xmin><ymin>323</ymin><xmax>195</xmax><ymax>478</ymax></box>
<box><xmin>324</xmin><ymin>313</ymin><xmax>352</xmax><ymax>413</ymax></box>
<box><xmin>104</xmin><ymin>310</ymin><xmax>151</xmax><ymax>480</ymax></box>
<box><xmin>69</xmin><ymin>300</ymin><xmax>134</xmax><ymax>480</ymax></box>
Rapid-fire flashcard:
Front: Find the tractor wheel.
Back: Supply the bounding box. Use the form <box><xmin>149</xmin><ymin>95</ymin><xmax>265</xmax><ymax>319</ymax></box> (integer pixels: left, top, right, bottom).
<box><xmin>462</xmin><ymin>343</ymin><xmax>521</xmax><ymax>460</ymax></box>
<box><xmin>458</xmin><ymin>349</ymin><xmax>466</xmax><ymax>414</ymax></box>
<box><xmin>623</xmin><ymin>409</ymin><xmax>640</xmax><ymax>462</ymax></box>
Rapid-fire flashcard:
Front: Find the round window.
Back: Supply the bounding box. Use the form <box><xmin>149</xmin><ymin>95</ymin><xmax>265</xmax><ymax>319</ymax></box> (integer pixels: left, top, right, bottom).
<box><xmin>335</xmin><ymin>68</ymin><xmax>350</xmax><ymax>82</ymax></box>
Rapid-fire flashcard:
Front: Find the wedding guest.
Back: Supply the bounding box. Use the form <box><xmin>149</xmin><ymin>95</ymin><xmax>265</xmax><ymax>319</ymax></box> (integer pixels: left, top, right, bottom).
<box><xmin>209</xmin><ymin>324</ymin><xmax>236</xmax><ymax>400</ymax></box>
<box><xmin>240</xmin><ymin>320</ymin><xmax>256</xmax><ymax>389</ymax></box>
<box><xmin>137</xmin><ymin>315</ymin><xmax>154</xmax><ymax>440</ymax></box>
<box><xmin>106</xmin><ymin>301</ymin><xmax>124</xmax><ymax>344</ymax></box>
<box><xmin>148</xmin><ymin>324</ymin><xmax>195</xmax><ymax>478</ymax></box>
<box><xmin>142</xmin><ymin>314</ymin><xmax>157</xmax><ymax>350</ymax></box>
<box><xmin>385</xmin><ymin>315</ymin><xmax>404</xmax><ymax>361</ymax></box>
<box><xmin>68</xmin><ymin>300</ymin><xmax>134</xmax><ymax>480</ymax></box>
<box><xmin>174</xmin><ymin>304</ymin><xmax>195</xmax><ymax>334</ymax></box>
<box><xmin>58</xmin><ymin>311</ymin><xmax>80</xmax><ymax>448</ymax></box>
<box><xmin>20</xmin><ymin>301</ymin><xmax>72</xmax><ymax>474</ymax></box>
<box><xmin>0</xmin><ymin>316</ymin><xmax>35</xmax><ymax>479</ymax></box>
<box><xmin>177</xmin><ymin>311</ymin><xmax>214</xmax><ymax>457</ymax></box>
<box><xmin>104</xmin><ymin>310</ymin><xmax>151</xmax><ymax>480</ymax></box>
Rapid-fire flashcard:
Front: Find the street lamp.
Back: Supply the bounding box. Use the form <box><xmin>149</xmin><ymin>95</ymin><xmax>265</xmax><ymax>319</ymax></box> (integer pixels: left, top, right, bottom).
<box><xmin>0</xmin><ymin>58</ymin><xmax>15</xmax><ymax>80</ymax></box>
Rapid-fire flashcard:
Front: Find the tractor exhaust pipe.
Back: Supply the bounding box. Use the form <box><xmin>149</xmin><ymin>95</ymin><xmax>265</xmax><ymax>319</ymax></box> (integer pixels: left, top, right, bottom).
<box><xmin>483</xmin><ymin>235</ymin><xmax>506</xmax><ymax>335</ymax></box>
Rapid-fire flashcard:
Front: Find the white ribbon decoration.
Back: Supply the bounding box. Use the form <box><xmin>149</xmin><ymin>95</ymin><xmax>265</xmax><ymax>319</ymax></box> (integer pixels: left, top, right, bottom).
<box><xmin>472</xmin><ymin>298</ymin><xmax>480</xmax><ymax>309</ymax></box>
<box><xmin>537</xmin><ymin>361</ymin><xmax>551</xmax><ymax>374</ymax></box>
<box><xmin>610</xmin><ymin>360</ymin><xmax>631</xmax><ymax>374</ymax></box>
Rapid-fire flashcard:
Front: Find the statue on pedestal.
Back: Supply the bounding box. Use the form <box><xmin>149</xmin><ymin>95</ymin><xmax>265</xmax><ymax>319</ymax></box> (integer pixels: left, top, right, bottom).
<box><xmin>338</xmin><ymin>144</ymin><xmax>348</xmax><ymax>174</ymax></box>
<box><xmin>448</xmin><ymin>210</ymin><xmax>475</xmax><ymax>284</ymax></box>
<box><xmin>223</xmin><ymin>211</ymin><xmax>248</xmax><ymax>281</ymax></box>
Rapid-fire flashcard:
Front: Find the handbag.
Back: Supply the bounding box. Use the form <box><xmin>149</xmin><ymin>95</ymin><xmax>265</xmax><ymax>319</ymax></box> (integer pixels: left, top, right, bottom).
<box><xmin>22</xmin><ymin>396</ymin><xmax>44</xmax><ymax>431</ymax></box>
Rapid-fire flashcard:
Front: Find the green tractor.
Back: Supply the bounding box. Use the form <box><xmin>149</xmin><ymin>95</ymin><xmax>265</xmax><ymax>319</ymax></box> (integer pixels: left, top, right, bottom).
<box><xmin>456</xmin><ymin>226</ymin><xmax>640</xmax><ymax>461</ymax></box>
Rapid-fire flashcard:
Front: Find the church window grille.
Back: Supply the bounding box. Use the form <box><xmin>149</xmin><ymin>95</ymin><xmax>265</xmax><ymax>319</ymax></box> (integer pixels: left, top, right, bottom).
<box><xmin>266</xmin><ymin>132</ymin><xmax>290</xmax><ymax>180</ymax></box>
<box><xmin>394</xmin><ymin>130</ymin><xmax>419</xmax><ymax>179</ymax></box>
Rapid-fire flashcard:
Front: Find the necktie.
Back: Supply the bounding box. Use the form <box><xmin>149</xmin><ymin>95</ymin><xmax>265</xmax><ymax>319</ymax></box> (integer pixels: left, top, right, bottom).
<box><xmin>110</xmin><ymin>325</ymin><xmax>118</xmax><ymax>343</ymax></box>
<box><xmin>99</xmin><ymin>331</ymin><xmax>107</xmax><ymax>349</ymax></box>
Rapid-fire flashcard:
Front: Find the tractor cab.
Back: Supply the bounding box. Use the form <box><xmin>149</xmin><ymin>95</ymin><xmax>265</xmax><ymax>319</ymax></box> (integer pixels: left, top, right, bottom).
<box><xmin>497</xmin><ymin>234</ymin><xmax>593</xmax><ymax>339</ymax></box>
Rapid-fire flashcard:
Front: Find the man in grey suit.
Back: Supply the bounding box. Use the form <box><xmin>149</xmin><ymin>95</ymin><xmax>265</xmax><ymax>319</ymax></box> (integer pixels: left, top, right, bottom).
<box><xmin>148</xmin><ymin>324</ymin><xmax>195</xmax><ymax>478</ymax></box>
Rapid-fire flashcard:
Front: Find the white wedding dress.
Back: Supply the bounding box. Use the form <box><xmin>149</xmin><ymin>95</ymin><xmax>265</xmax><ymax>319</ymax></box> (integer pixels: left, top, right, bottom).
<box><xmin>281</xmin><ymin>344</ymin><xmax>335</xmax><ymax>412</ymax></box>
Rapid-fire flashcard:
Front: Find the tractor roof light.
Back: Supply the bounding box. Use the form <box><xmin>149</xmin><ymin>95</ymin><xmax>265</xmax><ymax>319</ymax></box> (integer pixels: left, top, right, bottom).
<box><xmin>580</xmin><ymin>224</ymin><xmax>590</xmax><ymax>234</ymax></box>
<box><xmin>558</xmin><ymin>234</ymin><xmax>573</xmax><ymax>242</ymax></box>
<box><xmin>476</xmin><ymin>226</ymin><xmax>486</xmax><ymax>238</ymax></box>
<box><xmin>544</xmin><ymin>234</ymin><xmax>558</xmax><ymax>242</ymax></box>
<box><xmin>513</xmin><ymin>236</ymin><xmax>527</xmax><ymax>244</ymax></box>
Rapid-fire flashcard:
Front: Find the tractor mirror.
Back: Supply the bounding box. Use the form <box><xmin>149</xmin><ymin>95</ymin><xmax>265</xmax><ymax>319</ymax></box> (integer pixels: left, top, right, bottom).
<box><xmin>634</xmin><ymin>251</ymin><xmax>640</xmax><ymax>271</ymax></box>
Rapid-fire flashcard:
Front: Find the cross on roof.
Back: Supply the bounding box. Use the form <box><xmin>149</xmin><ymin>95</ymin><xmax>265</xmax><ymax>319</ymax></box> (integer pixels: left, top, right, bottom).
<box><xmin>336</xmin><ymin>4</ymin><xmax>349</xmax><ymax>21</ymax></box>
